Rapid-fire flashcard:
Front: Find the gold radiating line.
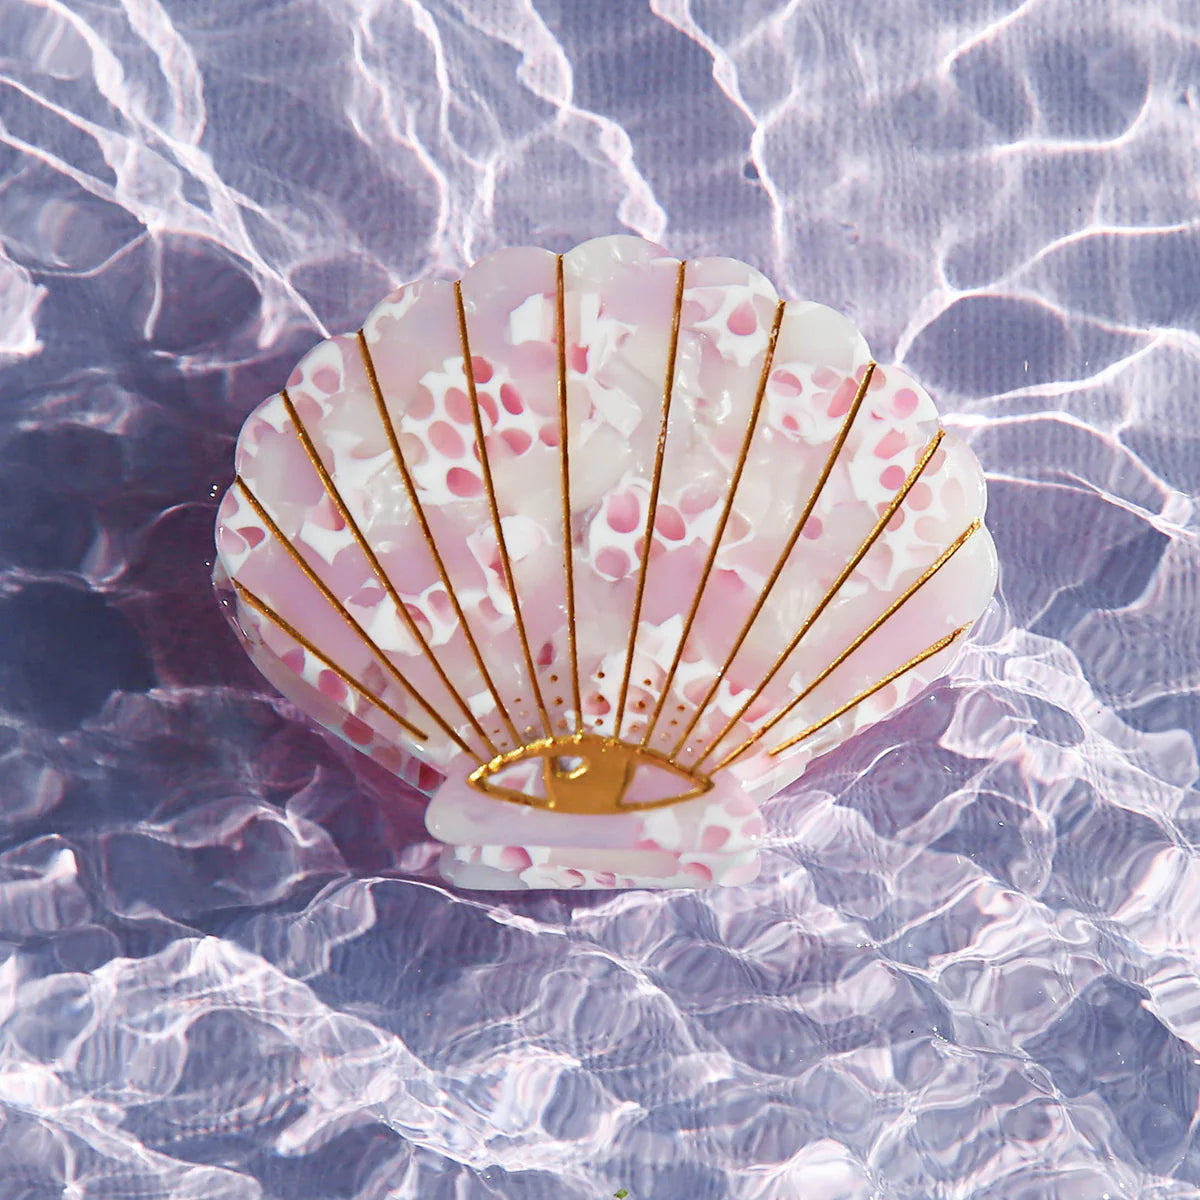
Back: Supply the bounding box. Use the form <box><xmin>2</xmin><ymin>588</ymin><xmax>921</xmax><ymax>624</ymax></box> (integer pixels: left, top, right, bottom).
<box><xmin>233</xmin><ymin>579</ymin><xmax>429</xmax><ymax>743</ymax></box>
<box><xmin>709</xmin><ymin>521</ymin><xmax>980</xmax><ymax>772</ymax></box>
<box><xmin>236</xmin><ymin>477</ymin><xmax>480</xmax><ymax>759</ymax></box>
<box><xmin>669</xmin><ymin>362</ymin><xmax>877</xmax><ymax>759</ymax></box>
<box><xmin>555</xmin><ymin>255</ymin><xmax>583</xmax><ymax>732</ymax></box>
<box><xmin>454</xmin><ymin>280</ymin><xmax>552</xmax><ymax>739</ymax></box>
<box><xmin>280</xmin><ymin>387</ymin><xmax>495</xmax><ymax>752</ymax></box>
<box><xmin>640</xmin><ymin>298</ymin><xmax>786</xmax><ymax>749</ymax></box>
<box><xmin>764</xmin><ymin>624</ymin><xmax>971</xmax><ymax>761</ymax></box>
<box><xmin>614</xmin><ymin>258</ymin><xmax>687</xmax><ymax>738</ymax></box>
<box><xmin>691</xmin><ymin>426</ymin><xmax>946</xmax><ymax>770</ymax></box>
<box><xmin>355</xmin><ymin>330</ymin><xmax>519</xmax><ymax>748</ymax></box>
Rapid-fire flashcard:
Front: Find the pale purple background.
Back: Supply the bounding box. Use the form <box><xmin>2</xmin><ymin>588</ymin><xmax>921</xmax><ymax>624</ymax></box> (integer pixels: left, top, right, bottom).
<box><xmin>0</xmin><ymin>1</ymin><xmax>1197</xmax><ymax>1197</ymax></box>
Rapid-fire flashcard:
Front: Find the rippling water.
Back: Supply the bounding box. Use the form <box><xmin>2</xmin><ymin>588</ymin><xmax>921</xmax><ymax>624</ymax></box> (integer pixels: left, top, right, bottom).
<box><xmin>1</xmin><ymin>0</ymin><xmax>1198</xmax><ymax>1196</ymax></box>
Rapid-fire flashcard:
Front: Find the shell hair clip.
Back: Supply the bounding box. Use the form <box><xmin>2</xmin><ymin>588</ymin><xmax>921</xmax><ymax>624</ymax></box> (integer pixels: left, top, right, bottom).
<box><xmin>214</xmin><ymin>236</ymin><xmax>996</xmax><ymax>890</ymax></box>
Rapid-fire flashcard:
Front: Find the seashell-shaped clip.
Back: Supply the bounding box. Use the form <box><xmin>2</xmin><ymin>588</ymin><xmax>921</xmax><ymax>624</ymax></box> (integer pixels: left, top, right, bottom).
<box><xmin>214</xmin><ymin>236</ymin><xmax>997</xmax><ymax>890</ymax></box>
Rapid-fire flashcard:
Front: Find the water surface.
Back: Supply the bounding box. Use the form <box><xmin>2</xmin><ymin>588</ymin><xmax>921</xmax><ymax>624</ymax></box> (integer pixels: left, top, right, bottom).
<box><xmin>0</xmin><ymin>1</ymin><xmax>1198</xmax><ymax>1196</ymax></box>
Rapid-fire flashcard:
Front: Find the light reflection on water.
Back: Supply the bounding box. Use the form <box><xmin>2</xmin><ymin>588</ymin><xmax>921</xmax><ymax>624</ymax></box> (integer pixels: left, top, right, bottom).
<box><xmin>0</xmin><ymin>0</ymin><xmax>1197</xmax><ymax>1196</ymax></box>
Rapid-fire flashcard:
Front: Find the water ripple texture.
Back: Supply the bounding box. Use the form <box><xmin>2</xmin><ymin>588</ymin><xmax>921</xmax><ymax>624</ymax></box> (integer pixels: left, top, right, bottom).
<box><xmin>0</xmin><ymin>1</ymin><xmax>1198</xmax><ymax>1196</ymax></box>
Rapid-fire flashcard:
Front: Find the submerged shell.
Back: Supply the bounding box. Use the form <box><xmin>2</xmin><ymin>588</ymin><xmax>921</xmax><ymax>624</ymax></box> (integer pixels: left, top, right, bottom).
<box><xmin>214</xmin><ymin>235</ymin><xmax>997</xmax><ymax>890</ymax></box>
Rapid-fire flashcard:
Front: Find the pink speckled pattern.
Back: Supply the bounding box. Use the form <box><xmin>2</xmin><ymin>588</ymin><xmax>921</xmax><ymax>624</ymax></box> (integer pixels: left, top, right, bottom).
<box><xmin>214</xmin><ymin>235</ymin><xmax>997</xmax><ymax>890</ymax></box>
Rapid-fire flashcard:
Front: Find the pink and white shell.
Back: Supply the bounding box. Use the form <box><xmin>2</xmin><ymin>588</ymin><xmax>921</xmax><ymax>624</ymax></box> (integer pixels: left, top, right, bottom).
<box><xmin>213</xmin><ymin>235</ymin><xmax>997</xmax><ymax>890</ymax></box>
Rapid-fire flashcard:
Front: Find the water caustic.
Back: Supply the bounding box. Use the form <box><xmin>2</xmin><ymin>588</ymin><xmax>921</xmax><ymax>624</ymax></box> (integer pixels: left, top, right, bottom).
<box><xmin>0</xmin><ymin>1</ymin><xmax>1196</xmax><ymax>1198</ymax></box>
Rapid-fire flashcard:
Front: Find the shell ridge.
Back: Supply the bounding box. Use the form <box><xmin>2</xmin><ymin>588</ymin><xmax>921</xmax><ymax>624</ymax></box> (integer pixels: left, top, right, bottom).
<box><xmin>691</xmin><ymin>425</ymin><xmax>947</xmax><ymax>771</ymax></box>
<box><xmin>279</xmin><ymin>387</ymin><xmax>493</xmax><ymax>757</ymax></box>
<box><xmin>453</xmin><ymin>279</ymin><xmax>553</xmax><ymax>742</ymax></box>
<box><xmin>232</xmin><ymin>475</ymin><xmax>478</xmax><ymax>759</ymax></box>
<box><xmin>640</xmin><ymin>296</ymin><xmax>787</xmax><ymax>750</ymax></box>
<box><xmin>353</xmin><ymin>328</ymin><xmax>520</xmax><ymax>750</ymax></box>
<box><xmin>710</xmin><ymin>518</ymin><xmax>982</xmax><ymax>772</ymax></box>
<box><xmin>554</xmin><ymin>253</ymin><xmax>584</xmax><ymax>733</ymax></box>
<box><xmin>765</xmin><ymin>622</ymin><xmax>972</xmax><ymax>761</ymax></box>
<box><xmin>613</xmin><ymin>258</ymin><xmax>688</xmax><ymax>739</ymax></box>
<box><xmin>231</xmin><ymin>579</ymin><xmax>429</xmax><ymax>744</ymax></box>
<box><xmin>669</xmin><ymin>361</ymin><xmax>878</xmax><ymax>760</ymax></box>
